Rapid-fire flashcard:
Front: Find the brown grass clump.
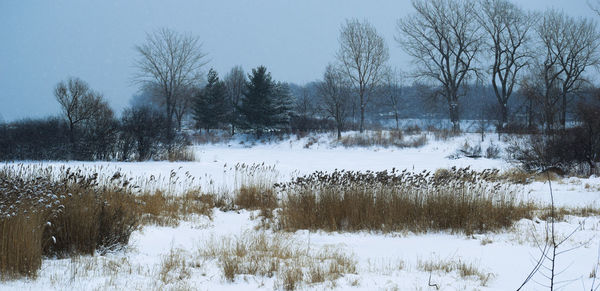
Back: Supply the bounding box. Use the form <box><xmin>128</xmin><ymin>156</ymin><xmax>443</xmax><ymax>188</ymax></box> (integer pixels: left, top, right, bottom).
<box><xmin>43</xmin><ymin>170</ymin><xmax>139</xmax><ymax>256</ymax></box>
<box><xmin>159</xmin><ymin>248</ymin><xmax>191</xmax><ymax>284</ymax></box>
<box><xmin>137</xmin><ymin>190</ymin><xmax>214</xmax><ymax>227</ymax></box>
<box><xmin>234</xmin><ymin>186</ymin><xmax>277</xmax><ymax>211</ymax></box>
<box><xmin>232</xmin><ymin>163</ymin><xmax>279</xmax><ymax>215</ymax></box>
<box><xmin>498</xmin><ymin>168</ymin><xmax>564</xmax><ymax>185</ymax></box>
<box><xmin>430</xmin><ymin>127</ymin><xmax>461</xmax><ymax>141</ymax></box>
<box><xmin>277</xmin><ymin>168</ymin><xmax>534</xmax><ymax>234</ymax></box>
<box><xmin>500</xmin><ymin>168</ymin><xmax>532</xmax><ymax>184</ymax></box>
<box><xmin>417</xmin><ymin>257</ymin><xmax>493</xmax><ymax>286</ymax></box>
<box><xmin>167</xmin><ymin>146</ymin><xmax>196</xmax><ymax>162</ymax></box>
<box><xmin>339</xmin><ymin>130</ymin><xmax>427</xmax><ymax>148</ymax></box>
<box><xmin>191</xmin><ymin>131</ymin><xmax>233</xmax><ymax>144</ymax></box>
<box><xmin>0</xmin><ymin>165</ymin><xmax>139</xmax><ymax>279</ymax></box>
<box><xmin>0</xmin><ymin>211</ymin><xmax>44</xmax><ymax>279</ymax></box>
<box><xmin>199</xmin><ymin>232</ymin><xmax>356</xmax><ymax>289</ymax></box>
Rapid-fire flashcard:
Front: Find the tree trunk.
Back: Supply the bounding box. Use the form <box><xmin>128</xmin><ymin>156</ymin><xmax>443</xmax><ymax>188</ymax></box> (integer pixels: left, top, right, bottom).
<box><xmin>500</xmin><ymin>104</ymin><xmax>508</xmax><ymax>129</ymax></box>
<box><xmin>394</xmin><ymin>111</ymin><xmax>399</xmax><ymax>131</ymax></box>
<box><xmin>359</xmin><ymin>104</ymin><xmax>365</xmax><ymax>133</ymax></box>
<box><xmin>449</xmin><ymin>101</ymin><xmax>460</xmax><ymax>132</ymax></box>
<box><xmin>165</xmin><ymin>99</ymin><xmax>174</xmax><ymax>152</ymax></box>
<box><xmin>337</xmin><ymin>126</ymin><xmax>342</xmax><ymax>140</ymax></box>
<box><xmin>560</xmin><ymin>93</ymin><xmax>567</xmax><ymax>129</ymax></box>
<box><xmin>68</xmin><ymin>122</ymin><xmax>76</xmax><ymax>160</ymax></box>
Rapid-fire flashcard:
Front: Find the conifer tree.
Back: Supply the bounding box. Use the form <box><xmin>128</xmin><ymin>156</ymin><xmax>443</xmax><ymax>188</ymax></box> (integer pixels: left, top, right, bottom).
<box><xmin>193</xmin><ymin>69</ymin><xmax>227</xmax><ymax>132</ymax></box>
<box><xmin>240</xmin><ymin>66</ymin><xmax>293</xmax><ymax>136</ymax></box>
<box><xmin>271</xmin><ymin>81</ymin><xmax>294</xmax><ymax>129</ymax></box>
<box><xmin>240</xmin><ymin>66</ymin><xmax>273</xmax><ymax>135</ymax></box>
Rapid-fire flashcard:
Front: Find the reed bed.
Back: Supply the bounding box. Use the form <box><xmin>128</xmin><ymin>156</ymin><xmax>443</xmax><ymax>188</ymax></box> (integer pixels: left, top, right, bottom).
<box><xmin>0</xmin><ymin>165</ymin><xmax>139</xmax><ymax>279</ymax></box>
<box><xmin>276</xmin><ymin>167</ymin><xmax>534</xmax><ymax>234</ymax></box>
<box><xmin>339</xmin><ymin>130</ymin><xmax>427</xmax><ymax>148</ymax></box>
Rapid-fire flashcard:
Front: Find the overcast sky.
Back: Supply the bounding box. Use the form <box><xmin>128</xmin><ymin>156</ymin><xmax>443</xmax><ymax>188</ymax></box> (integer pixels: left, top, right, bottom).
<box><xmin>0</xmin><ymin>0</ymin><xmax>597</xmax><ymax>121</ymax></box>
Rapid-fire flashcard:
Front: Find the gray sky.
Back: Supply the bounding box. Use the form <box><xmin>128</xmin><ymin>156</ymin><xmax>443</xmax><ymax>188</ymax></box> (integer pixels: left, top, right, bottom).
<box><xmin>0</xmin><ymin>0</ymin><xmax>596</xmax><ymax>121</ymax></box>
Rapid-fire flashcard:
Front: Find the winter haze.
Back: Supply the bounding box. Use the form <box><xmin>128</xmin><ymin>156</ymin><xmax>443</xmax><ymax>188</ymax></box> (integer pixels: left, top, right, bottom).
<box><xmin>0</xmin><ymin>0</ymin><xmax>595</xmax><ymax>121</ymax></box>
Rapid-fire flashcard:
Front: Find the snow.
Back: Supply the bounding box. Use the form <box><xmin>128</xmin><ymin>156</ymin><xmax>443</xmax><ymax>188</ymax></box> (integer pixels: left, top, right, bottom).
<box><xmin>2</xmin><ymin>132</ymin><xmax>600</xmax><ymax>290</ymax></box>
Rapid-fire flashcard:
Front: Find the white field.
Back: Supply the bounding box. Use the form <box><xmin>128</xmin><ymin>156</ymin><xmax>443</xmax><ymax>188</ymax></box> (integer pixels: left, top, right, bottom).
<box><xmin>2</xmin><ymin>131</ymin><xmax>600</xmax><ymax>290</ymax></box>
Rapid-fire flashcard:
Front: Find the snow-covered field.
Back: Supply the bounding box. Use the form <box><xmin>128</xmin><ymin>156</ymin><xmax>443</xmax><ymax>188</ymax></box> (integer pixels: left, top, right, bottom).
<box><xmin>3</xmin><ymin>132</ymin><xmax>600</xmax><ymax>290</ymax></box>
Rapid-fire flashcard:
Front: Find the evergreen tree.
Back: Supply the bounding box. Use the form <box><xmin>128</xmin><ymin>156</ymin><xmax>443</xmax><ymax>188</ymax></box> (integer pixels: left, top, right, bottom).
<box><xmin>240</xmin><ymin>66</ymin><xmax>293</xmax><ymax>136</ymax></box>
<box><xmin>240</xmin><ymin>66</ymin><xmax>274</xmax><ymax>135</ymax></box>
<box><xmin>193</xmin><ymin>69</ymin><xmax>227</xmax><ymax>132</ymax></box>
<box><xmin>270</xmin><ymin>82</ymin><xmax>294</xmax><ymax>129</ymax></box>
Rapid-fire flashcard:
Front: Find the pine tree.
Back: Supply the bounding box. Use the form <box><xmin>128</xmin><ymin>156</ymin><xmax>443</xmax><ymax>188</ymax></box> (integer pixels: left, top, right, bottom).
<box><xmin>270</xmin><ymin>82</ymin><xmax>294</xmax><ymax>129</ymax></box>
<box><xmin>240</xmin><ymin>66</ymin><xmax>273</xmax><ymax>135</ymax></box>
<box><xmin>239</xmin><ymin>66</ymin><xmax>293</xmax><ymax>136</ymax></box>
<box><xmin>193</xmin><ymin>69</ymin><xmax>227</xmax><ymax>132</ymax></box>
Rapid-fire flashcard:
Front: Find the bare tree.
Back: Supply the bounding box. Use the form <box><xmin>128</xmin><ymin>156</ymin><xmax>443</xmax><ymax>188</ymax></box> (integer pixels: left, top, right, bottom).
<box><xmin>476</xmin><ymin>0</ymin><xmax>537</xmax><ymax>129</ymax></box>
<box><xmin>319</xmin><ymin>64</ymin><xmax>350</xmax><ymax>140</ymax></box>
<box><xmin>173</xmin><ymin>85</ymin><xmax>196</xmax><ymax>131</ymax></box>
<box><xmin>553</xmin><ymin>12</ymin><xmax>600</xmax><ymax>128</ymax></box>
<box><xmin>337</xmin><ymin>18</ymin><xmax>389</xmax><ymax>133</ymax></box>
<box><xmin>397</xmin><ymin>0</ymin><xmax>482</xmax><ymax>132</ymax></box>
<box><xmin>382</xmin><ymin>68</ymin><xmax>403</xmax><ymax>130</ymax></box>
<box><xmin>133</xmin><ymin>28</ymin><xmax>208</xmax><ymax>145</ymax></box>
<box><xmin>224</xmin><ymin>65</ymin><xmax>246</xmax><ymax>135</ymax></box>
<box><xmin>520</xmin><ymin>59</ymin><xmax>562</xmax><ymax>132</ymax></box>
<box><xmin>530</xmin><ymin>10</ymin><xmax>600</xmax><ymax>131</ymax></box>
<box><xmin>54</xmin><ymin>77</ymin><xmax>105</xmax><ymax>157</ymax></box>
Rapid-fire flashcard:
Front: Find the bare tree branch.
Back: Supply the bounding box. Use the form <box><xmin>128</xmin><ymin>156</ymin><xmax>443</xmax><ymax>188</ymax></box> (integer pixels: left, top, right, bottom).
<box><xmin>337</xmin><ymin>18</ymin><xmax>389</xmax><ymax>133</ymax></box>
<box><xmin>397</xmin><ymin>0</ymin><xmax>482</xmax><ymax>132</ymax></box>
<box><xmin>133</xmin><ymin>28</ymin><xmax>208</xmax><ymax>145</ymax></box>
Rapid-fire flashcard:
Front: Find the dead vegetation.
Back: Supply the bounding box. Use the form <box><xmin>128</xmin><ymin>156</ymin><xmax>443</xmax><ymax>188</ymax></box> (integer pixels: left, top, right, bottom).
<box><xmin>199</xmin><ymin>231</ymin><xmax>356</xmax><ymax>290</ymax></box>
<box><xmin>276</xmin><ymin>167</ymin><xmax>534</xmax><ymax>234</ymax></box>
<box><xmin>339</xmin><ymin>130</ymin><xmax>427</xmax><ymax>148</ymax></box>
<box><xmin>137</xmin><ymin>190</ymin><xmax>214</xmax><ymax>227</ymax></box>
<box><xmin>418</xmin><ymin>257</ymin><xmax>493</xmax><ymax>286</ymax></box>
<box><xmin>0</xmin><ymin>165</ymin><xmax>139</xmax><ymax>279</ymax></box>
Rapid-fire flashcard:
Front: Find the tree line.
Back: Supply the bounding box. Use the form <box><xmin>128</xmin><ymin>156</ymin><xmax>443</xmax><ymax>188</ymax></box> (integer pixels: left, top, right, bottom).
<box><xmin>2</xmin><ymin>0</ymin><xmax>600</xmax><ymax>163</ymax></box>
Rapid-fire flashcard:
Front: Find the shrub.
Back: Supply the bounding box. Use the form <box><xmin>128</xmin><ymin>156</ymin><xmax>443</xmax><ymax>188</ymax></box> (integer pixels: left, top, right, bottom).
<box><xmin>507</xmin><ymin>131</ymin><xmax>598</xmax><ymax>175</ymax></box>
<box><xmin>485</xmin><ymin>142</ymin><xmax>500</xmax><ymax>159</ymax></box>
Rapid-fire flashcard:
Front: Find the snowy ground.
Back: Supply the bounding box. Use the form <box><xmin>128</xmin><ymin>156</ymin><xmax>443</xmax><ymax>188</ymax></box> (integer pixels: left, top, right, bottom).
<box><xmin>3</xmin><ymin>132</ymin><xmax>600</xmax><ymax>290</ymax></box>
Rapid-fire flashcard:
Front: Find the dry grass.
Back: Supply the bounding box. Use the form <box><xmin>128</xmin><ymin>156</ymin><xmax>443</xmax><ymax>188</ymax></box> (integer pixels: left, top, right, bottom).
<box><xmin>232</xmin><ymin>163</ymin><xmax>279</xmax><ymax>216</ymax></box>
<box><xmin>430</xmin><ymin>127</ymin><xmax>461</xmax><ymax>141</ymax></box>
<box><xmin>417</xmin><ymin>257</ymin><xmax>492</xmax><ymax>286</ymax></box>
<box><xmin>199</xmin><ymin>231</ymin><xmax>356</xmax><ymax>290</ymax></box>
<box><xmin>536</xmin><ymin>205</ymin><xmax>600</xmax><ymax>222</ymax></box>
<box><xmin>499</xmin><ymin>168</ymin><xmax>533</xmax><ymax>184</ymax></box>
<box><xmin>190</xmin><ymin>131</ymin><xmax>233</xmax><ymax>144</ymax></box>
<box><xmin>235</xmin><ymin>186</ymin><xmax>277</xmax><ymax>211</ymax></box>
<box><xmin>277</xmin><ymin>168</ymin><xmax>534</xmax><ymax>234</ymax></box>
<box><xmin>159</xmin><ymin>248</ymin><xmax>191</xmax><ymax>284</ymax></box>
<box><xmin>167</xmin><ymin>146</ymin><xmax>196</xmax><ymax>162</ymax></box>
<box><xmin>137</xmin><ymin>190</ymin><xmax>214</xmax><ymax>227</ymax></box>
<box><xmin>0</xmin><ymin>165</ymin><xmax>140</xmax><ymax>279</ymax></box>
<box><xmin>0</xmin><ymin>211</ymin><xmax>43</xmax><ymax>279</ymax></box>
<box><xmin>339</xmin><ymin>130</ymin><xmax>427</xmax><ymax>148</ymax></box>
